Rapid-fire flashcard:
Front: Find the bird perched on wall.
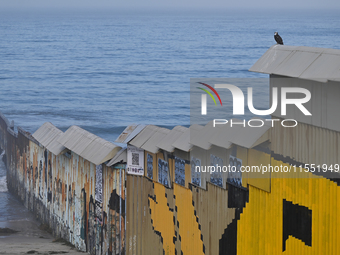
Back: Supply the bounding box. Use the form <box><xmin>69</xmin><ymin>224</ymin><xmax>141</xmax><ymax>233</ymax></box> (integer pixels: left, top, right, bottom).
<box><xmin>274</xmin><ymin>32</ymin><xmax>284</xmax><ymax>45</ymax></box>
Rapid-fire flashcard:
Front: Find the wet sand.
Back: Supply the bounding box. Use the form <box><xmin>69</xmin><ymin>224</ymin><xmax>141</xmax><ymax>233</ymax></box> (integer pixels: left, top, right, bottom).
<box><xmin>0</xmin><ymin>219</ymin><xmax>85</xmax><ymax>255</ymax></box>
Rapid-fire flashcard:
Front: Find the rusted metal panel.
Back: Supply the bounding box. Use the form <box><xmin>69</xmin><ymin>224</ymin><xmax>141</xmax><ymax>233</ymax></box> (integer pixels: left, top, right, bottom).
<box><xmin>102</xmin><ymin>164</ymin><xmax>126</xmax><ymax>255</ymax></box>
<box><xmin>0</xmin><ymin>112</ymin><xmax>126</xmax><ymax>255</ymax></box>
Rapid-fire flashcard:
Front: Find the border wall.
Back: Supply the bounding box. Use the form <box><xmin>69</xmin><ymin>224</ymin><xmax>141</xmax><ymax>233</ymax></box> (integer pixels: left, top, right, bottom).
<box><xmin>2</xmin><ymin>110</ymin><xmax>340</xmax><ymax>255</ymax></box>
<box><xmin>122</xmin><ymin>121</ymin><xmax>340</xmax><ymax>255</ymax></box>
<box><xmin>0</xmin><ymin>112</ymin><xmax>125</xmax><ymax>255</ymax></box>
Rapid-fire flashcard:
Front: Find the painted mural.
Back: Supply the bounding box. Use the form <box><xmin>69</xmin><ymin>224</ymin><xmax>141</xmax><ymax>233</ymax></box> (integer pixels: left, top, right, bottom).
<box><xmin>125</xmin><ymin>144</ymin><xmax>340</xmax><ymax>255</ymax></box>
<box><xmin>191</xmin><ymin>157</ymin><xmax>201</xmax><ymax>187</ymax></box>
<box><xmin>146</xmin><ymin>153</ymin><xmax>153</xmax><ymax>179</ymax></box>
<box><xmin>174</xmin><ymin>156</ymin><xmax>185</xmax><ymax>186</ymax></box>
<box><xmin>0</xmin><ymin>112</ymin><xmax>126</xmax><ymax>255</ymax></box>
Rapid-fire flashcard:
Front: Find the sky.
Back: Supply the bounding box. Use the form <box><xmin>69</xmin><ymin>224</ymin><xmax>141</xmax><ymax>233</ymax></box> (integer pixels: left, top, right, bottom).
<box><xmin>1</xmin><ymin>0</ymin><xmax>340</xmax><ymax>11</ymax></box>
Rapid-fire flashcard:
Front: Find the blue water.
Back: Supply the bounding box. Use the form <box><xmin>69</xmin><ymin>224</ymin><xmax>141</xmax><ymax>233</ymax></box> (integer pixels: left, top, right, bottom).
<box><xmin>0</xmin><ymin>9</ymin><xmax>340</xmax><ymax>221</ymax></box>
<box><xmin>1</xmin><ymin>10</ymin><xmax>339</xmax><ymax>141</ymax></box>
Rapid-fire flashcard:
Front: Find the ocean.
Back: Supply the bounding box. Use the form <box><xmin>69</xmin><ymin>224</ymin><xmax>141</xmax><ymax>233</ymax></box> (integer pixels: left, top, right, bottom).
<box><xmin>0</xmin><ymin>9</ymin><xmax>339</xmax><ymax>224</ymax></box>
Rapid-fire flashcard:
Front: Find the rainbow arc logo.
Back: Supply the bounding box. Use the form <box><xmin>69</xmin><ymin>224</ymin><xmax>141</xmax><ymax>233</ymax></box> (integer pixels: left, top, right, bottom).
<box><xmin>197</xmin><ymin>82</ymin><xmax>223</xmax><ymax>115</ymax></box>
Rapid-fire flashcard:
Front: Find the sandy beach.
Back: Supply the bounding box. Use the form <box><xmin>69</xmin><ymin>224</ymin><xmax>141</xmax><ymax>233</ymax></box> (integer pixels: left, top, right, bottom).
<box><xmin>0</xmin><ymin>218</ymin><xmax>85</xmax><ymax>255</ymax></box>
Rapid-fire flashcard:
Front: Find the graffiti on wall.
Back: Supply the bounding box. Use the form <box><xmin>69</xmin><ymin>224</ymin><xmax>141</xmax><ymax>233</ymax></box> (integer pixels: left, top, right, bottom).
<box><xmin>147</xmin><ymin>153</ymin><xmax>153</xmax><ymax>179</ymax></box>
<box><xmin>95</xmin><ymin>164</ymin><xmax>103</xmax><ymax>222</ymax></box>
<box><xmin>227</xmin><ymin>155</ymin><xmax>242</xmax><ymax>187</ymax></box>
<box><xmin>174</xmin><ymin>157</ymin><xmax>185</xmax><ymax>186</ymax></box>
<box><xmin>158</xmin><ymin>159</ymin><xmax>169</xmax><ymax>187</ymax></box>
<box><xmin>191</xmin><ymin>157</ymin><xmax>201</xmax><ymax>187</ymax></box>
<box><xmin>210</xmin><ymin>154</ymin><xmax>223</xmax><ymax>187</ymax></box>
<box><xmin>0</xmin><ymin>112</ymin><xmax>126</xmax><ymax>255</ymax></box>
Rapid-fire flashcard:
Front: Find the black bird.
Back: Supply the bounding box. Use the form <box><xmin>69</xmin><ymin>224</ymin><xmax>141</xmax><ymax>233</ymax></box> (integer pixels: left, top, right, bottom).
<box><xmin>274</xmin><ymin>32</ymin><xmax>284</xmax><ymax>45</ymax></box>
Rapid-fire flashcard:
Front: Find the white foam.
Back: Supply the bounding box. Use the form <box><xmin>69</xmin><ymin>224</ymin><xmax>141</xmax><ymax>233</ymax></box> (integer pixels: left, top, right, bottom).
<box><xmin>0</xmin><ymin>176</ymin><xmax>7</xmax><ymax>192</ymax></box>
<box><xmin>0</xmin><ymin>150</ymin><xmax>7</xmax><ymax>192</ymax></box>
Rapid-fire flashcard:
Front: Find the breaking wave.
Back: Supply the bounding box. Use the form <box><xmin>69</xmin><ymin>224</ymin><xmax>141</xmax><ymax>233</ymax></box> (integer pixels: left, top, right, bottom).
<box><xmin>0</xmin><ymin>176</ymin><xmax>7</xmax><ymax>192</ymax></box>
<box><xmin>0</xmin><ymin>150</ymin><xmax>7</xmax><ymax>192</ymax></box>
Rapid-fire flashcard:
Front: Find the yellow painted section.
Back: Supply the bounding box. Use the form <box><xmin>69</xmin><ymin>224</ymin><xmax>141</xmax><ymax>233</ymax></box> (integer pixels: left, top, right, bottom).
<box><xmin>149</xmin><ymin>182</ymin><xmax>175</xmax><ymax>255</ymax></box>
<box><xmin>247</xmin><ymin>149</ymin><xmax>271</xmax><ymax>192</ymax></box>
<box><xmin>174</xmin><ymin>184</ymin><xmax>204</xmax><ymax>255</ymax></box>
<box><xmin>148</xmin><ymin>182</ymin><xmax>205</xmax><ymax>255</ymax></box>
<box><xmin>237</xmin><ymin>158</ymin><xmax>340</xmax><ymax>255</ymax></box>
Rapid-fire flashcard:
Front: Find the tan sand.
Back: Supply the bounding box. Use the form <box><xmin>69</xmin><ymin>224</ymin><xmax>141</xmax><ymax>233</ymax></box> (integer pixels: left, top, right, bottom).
<box><xmin>0</xmin><ymin>218</ymin><xmax>85</xmax><ymax>255</ymax></box>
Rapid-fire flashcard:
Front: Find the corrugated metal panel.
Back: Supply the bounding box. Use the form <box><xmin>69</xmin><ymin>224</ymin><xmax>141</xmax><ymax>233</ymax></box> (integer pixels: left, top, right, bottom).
<box><xmin>191</xmin><ymin>182</ymin><xmax>236</xmax><ymax>255</ymax></box>
<box><xmin>129</xmin><ymin>125</ymin><xmax>159</xmax><ymax>148</ymax></box>
<box><xmin>208</xmin><ymin>119</ymin><xmax>243</xmax><ymax>149</ymax></box>
<box><xmin>32</xmin><ymin>122</ymin><xmax>66</xmax><ymax>155</ymax></box>
<box><xmin>102</xmin><ymin>164</ymin><xmax>126</xmax><ymax>254</ymax></box>
<box><xmin>246</xmin><ymin>149</ymin><xmax>271</xmax><ymax>192</ymax></box>
<box><xmin>115</xmin><ymin>124</ymin><xmax>146</xmax><ymax>144</ymax></box>
<box><xmin>274</xmin><ymin>51</ymin><xmax>321</xmax><ymax>78</ymax></box>
<box><xmin>81</xmin><ymin>139</ymin><xmax>121</xmax><ymax>165</ymax></box>
<box><xmin>271</xmin><ymin>118</ymin><xmax>340</xmax><ymax>167</ymax></box>
<box><xmin>32</xmin><ymin>122</ymin><xmax>60</xmax><ymax>147</ymax></box>
<box><xmin>300</xmin><ymin>54</ymin><xmax>340</xmax><ymax>82</ymax></box>
<box><xmin>6</xmin><ymin>108</ymin><xmax>340</xmax><ymax>255</ymax></box>
<box><xmin>191</xmin><ymin>119</ymin><xmax>271</xmax><ymax>150</ymax></box>
<box><xmin>250</xmin><ymin>46</ymin><xmax>295</xmax><ymax>74</ymax></box>
<box><xmin>190</xmin><ymin>121</ymin><xmax>216</xmax><ymax>150</ymax></box>
<box><xmin>157</xmin><ymin>126</ymin><xmax>188</xmax><ymax>153</ymax></box>
<box><xmin>16</xmin><ymin>120</ymin><xmax>126</xmax><ymax>253</ymax></box>
<box><xmin>58</xmin><ymin>126</ymin><xmax>97</xmax><ymax>154</ymax></box>
<box><xmin>25</xmin><ymin>140</ymin><xmax>96</xmax><ymax>252</ymax></box>
<box><xmin>238</xmin><ymin>161</ymin><xmax>340</xmax><ymax>255</ymax></box>
<box><xmin>229</xmin><ymin>120</ymin><xmax>271</xmax><ymax>149</ymax></box>
<box><xmin>269</xmin><ymin>78</ymin><xmax>340</xmax><ymax>132</ymax></box>
<box><xmin>58</xmin><ymin>125</ymin><xmax>122</xmax><ymax>165</ymax></box>
<box><xmin>249</xmin><ymin>45</ymin><xmax>340</xmax><ymax>82</ymax></box>
<box><xmin>107</xmin><ymin>147</ymin><xmax>127</xmax><ymax>166</ymax></box>
<box><xmin>126</xmin><ymin>175</ymin><xmax>237</xmax><ymax>255</ymax></box>
<box><xmin>2</xmin><ymin>110</ymin><xmax>127</xmax><ymax>254</ymax></box>
<box><xmin>172</xmin><ymin>124</ymin><xmax>203</xmax><ymax>152</ymax></box>
<box><xmin>141</xmin><ymin>127</ymin><xmax>170</xmax><ymax>154</ymax></box>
